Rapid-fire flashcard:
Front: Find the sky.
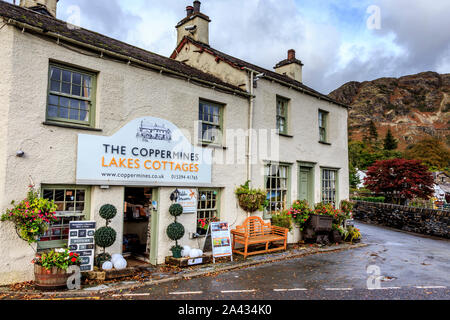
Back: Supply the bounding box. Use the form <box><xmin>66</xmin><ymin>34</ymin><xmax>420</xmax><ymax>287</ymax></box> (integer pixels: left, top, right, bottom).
<box><xmin>6</xmin><ymin>0</ymin><xmax>450</xmax><ymax>93</ymax></box>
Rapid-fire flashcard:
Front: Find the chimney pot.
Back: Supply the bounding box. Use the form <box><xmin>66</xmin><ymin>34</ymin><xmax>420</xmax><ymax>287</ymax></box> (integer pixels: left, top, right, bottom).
<box><xmin>288</xmin><ymin>49</ymin><xmax>296</xmax><ymax>60</ymax></box>
<box><xmin>186</xmin><ymin>6</ymin><xmax>194</xmax><ymax>16</ymax></box>
<box><xmin>193</xmin><ymin>0</ymin><xmax>201</xmax><ymax>13</ymax></box>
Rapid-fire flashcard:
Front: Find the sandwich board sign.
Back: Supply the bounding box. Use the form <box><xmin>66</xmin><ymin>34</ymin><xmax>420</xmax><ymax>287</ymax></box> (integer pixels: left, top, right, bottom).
<box><xmin>68</xmin><ymin>221</ymin><xmax>96</xmax><ymax>272</ymax></box>
<box><xmin>209</xmin><ymin>222</ymin><xmax>233</xmax><ymax>263</ymax></box>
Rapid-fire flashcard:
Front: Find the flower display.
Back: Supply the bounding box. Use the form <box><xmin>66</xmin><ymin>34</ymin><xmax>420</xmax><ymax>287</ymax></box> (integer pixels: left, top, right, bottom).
<box><xmin>32</xmin><ymin>248</ymin><xmax>80</xmax><ymax>271</ymax></box>
<box><xmin>287</xmin><ymin>200</ymin><xmax>313</xmax><ymax>231</ymax></box>
<box><xmin>1</xmin><ymin>185</ymin><xmax>57</xmax><ymax>244</ymax></box>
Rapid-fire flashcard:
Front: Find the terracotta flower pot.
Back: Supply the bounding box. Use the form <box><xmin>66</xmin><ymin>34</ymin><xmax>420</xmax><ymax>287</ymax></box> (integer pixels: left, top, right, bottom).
<box><xmin>34</xmin><ymin>264</ymin><xmax>69</xmax><ymax>290</ymax></box>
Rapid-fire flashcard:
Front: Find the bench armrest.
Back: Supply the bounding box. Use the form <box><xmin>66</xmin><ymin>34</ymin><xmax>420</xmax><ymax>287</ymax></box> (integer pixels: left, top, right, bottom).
<box><xmin>231</xmin><ymin>230</ymin><xmax>246</xmax><ymax>237</ymax></box>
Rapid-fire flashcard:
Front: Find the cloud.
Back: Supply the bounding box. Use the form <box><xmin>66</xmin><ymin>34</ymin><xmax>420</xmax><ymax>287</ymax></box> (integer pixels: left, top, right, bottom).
<box><xmin>4</xmin><ymin>0</ymin><xmax>450</xmax><ymax>93</ymax></box>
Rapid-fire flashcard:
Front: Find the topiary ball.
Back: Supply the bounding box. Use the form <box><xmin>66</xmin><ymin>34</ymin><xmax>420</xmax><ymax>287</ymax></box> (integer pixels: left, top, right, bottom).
<box><xmin>166</xmin><ymin>222</ymin><xmax>185</xmax><ymax>241</ymax></box>
<box><xmin>169</xmin><ymin>203</ymin><xmax>183</xmax><ymax>217</ymax></box>
<box><xmin>95</xmin><ymin>226</ymin><xmax>117</xmax><ymax>248</ymax></box>
<box><xmin>99</xmin><ymin>204</ymin><xmax>117</xmax><ymax>220</ymax></box>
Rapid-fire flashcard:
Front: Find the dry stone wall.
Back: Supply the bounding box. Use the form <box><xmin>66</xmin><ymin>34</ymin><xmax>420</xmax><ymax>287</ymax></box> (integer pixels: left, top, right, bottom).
<box><xmin>353</xmin><ymin>201</ymin><xmax>450</xmax><ymax>239</ymax></box>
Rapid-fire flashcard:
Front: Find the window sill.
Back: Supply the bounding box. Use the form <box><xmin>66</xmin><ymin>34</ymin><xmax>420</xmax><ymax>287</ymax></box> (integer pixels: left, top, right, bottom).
<box><xmin>43</xmin><ymin>121</ymin><xmax>102</xmax><ymax>132</ymax></box>
<box><xmin>319</xmin><ymin>141</ymin><xmax>332</xmax><ymax>146</ymax></box>
<box><xmin>198</xmin><ymin>143</ymin><xmax>227</xmax><ymax>150</ymax></box>
<box><xmin>277</xmin><ymin>132</ymin><xmax>294</xmax><ymax>138</ymax></box>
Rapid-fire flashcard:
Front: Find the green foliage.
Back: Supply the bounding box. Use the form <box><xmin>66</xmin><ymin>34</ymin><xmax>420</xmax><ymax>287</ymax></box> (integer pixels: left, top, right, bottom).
<box><xmin>169</xmin><ymin>203</ymin><xmax>183</xmax><ymax>217</ymax></box>
<box><xmin>32</xmin><ymin>248</ymin><xmax>81</xmax><ymax>271</ymax></box>
<box><xmin>351</xmin><ymin>196</ymin><xmax>385</xmax><ymax>203</ymax></box>
<box><xmin>1</xmin><ymin>186</ymin><xmax>58</xmax><ymax>244</ymax></box>
<box><xmin>349</xmin><ymin>163</ymin><xmax>360</xmax><ymax>188</ymax></box>
<box><xmin>383</xmin><ymin>129</ymin><xmax>398</xmax><ymax>150</ymax></box>
<box><xmin>94</xmin><ymin>226</ymin><xmax>117</xmax><ymax>248</ymax></box>
<box><xmin>94</xmin><ymin>253</ymin><xmax>111</xmax><ymax>267</ymax></box>
<box><xmin>349</xmin><ymin>140</ymin><xmax>403</xmax><ymax>171</ymax></box>
<box><xmin>166</xmin><ymin>222</ymin><xmax>185</xmax><ymax>241</ymax></box>
<box><xmin>271</xmin><ymin>211</ymin><xmax>293</xmax><ymax>232</ymax></box>
<box><xmin>235</xmin><ymin>181</ymin><xmax>267</xmax><ymax>213</ymax></box>
<box><xmin>345</xmin><ymin>226</ymin><xmax>362</xmax><ymax>243</ymax></box>
<box><xmin>99</xmin><ymin>204</ymin><xmax>117</xmax><ymax>221</ymax></box>
<box><xmin>404</xmin><ymin>137</ymin><xmax>450</xmax><ymax>172</ymax></box>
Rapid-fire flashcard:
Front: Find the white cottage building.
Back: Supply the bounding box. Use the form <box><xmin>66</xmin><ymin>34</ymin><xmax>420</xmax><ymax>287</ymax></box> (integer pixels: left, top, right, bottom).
<box><xmin>0</xmin><ymin>0</ymin><xmax>349</xmax><ymax>284</ymax></box>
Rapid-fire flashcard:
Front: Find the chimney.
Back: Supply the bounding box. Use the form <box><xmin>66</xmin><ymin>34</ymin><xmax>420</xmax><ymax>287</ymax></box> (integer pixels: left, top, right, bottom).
<box><xmin>193</xmin><ymin>1</ymin><xmax>201</xmax><ymax>13</ymax></box>
<box><xmin>20</xmin><ymin>0</ymin><xmax>59</xmax><ymax>18</ymax></box>
<box><xmin>186</xmin><ymin>6</ymin><xmax>194</xmax><ymax>16</ymax></box>
<box><xmin>176</xmin><ymin>1</ymin><xmax>211</xmax><ymax>46</ymax></box>
<box><xmin>274</xmin><ymin>49</ymin><xmax>304</xmax><ymax>82</ymax></box>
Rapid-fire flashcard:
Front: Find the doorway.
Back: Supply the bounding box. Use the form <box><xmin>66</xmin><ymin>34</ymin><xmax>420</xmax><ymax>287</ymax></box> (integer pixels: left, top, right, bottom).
<box><xmin>123</xmin><ymin>187</ymin><xmax>155</xmax><ymax>263</ymax></box>
<box><xmin>298</xmin><ymin>165</ymin><xmax>314</xmax><ymax>205</ymax></box>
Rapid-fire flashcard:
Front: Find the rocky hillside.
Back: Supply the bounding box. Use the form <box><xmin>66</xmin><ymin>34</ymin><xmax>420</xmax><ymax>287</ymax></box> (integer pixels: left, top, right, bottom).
<box><xmin>329</xmin><ymin>72</ymin><xmax>450</xmax><ymax>149</ymax></box>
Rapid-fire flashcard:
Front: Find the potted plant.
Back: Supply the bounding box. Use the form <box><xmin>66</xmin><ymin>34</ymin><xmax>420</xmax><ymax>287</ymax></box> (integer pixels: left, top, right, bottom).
<box><xmin>167</xmin><ymin>203</ymin><xmax>185</xmax><ymax>258</ymax></box>
<box><xmin>32</xmin><ymin>248</ymin><xmax>81</xmax><ymax>290</ymax></box>
<box><xmin>310</xmin><ymin>202</ymin><xmax>335</xmax><ymax>232</ymax></box>
<box><xmin>197</xmin><ymin>217</ymin><xmax>219</xmax><ymax>236</ymax></box>
<box><xmin>1</xmin><ymin>185</ymin><xmax>57</xmax><ymax>244</ymax></box>
<box><xmin>94</xmin><ymin>204</ymin><xmax>117</xmax><ymax>267</ymax></box>
<box><xmin>345</xmin><ymin>226</ymin><xmax>362</xmax><ymax>243</ymax></box>
<box><xmin>289</xmin><ymin>200</ymin><xmax>313</xmax><ymax>232</ymax></box>
<box><xmin>339</xmin><ymin>200</ymin><xmax>354</xmax><ymax>226</ymax></box>
<box><xmin>271</xmin><ymin>211</ymin><xmax>293</xmax><ymax>232</ymax></box>
<box><xmin>235</xmin><ymin>181</ymin><xmax>267</xmax><ymax>216</ymax></box>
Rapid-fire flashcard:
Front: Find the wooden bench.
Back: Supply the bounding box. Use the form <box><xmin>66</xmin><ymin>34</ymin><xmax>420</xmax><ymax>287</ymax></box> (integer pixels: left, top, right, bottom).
<box><xmin>231</xmin><ymin>216</ymin><xmax>288</xmax><ymax>259</ymax></box>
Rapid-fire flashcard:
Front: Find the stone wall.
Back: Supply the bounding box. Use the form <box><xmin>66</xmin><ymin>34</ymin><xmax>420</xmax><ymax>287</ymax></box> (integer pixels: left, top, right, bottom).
<box><xmin>353</xmin><ymin>201</ymin><xmax>450</xmax><ymax>239</ymax></box>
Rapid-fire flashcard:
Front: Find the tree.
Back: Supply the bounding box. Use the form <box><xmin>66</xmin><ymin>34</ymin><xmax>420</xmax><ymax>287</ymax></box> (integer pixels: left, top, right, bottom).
<box><xmin>349</xmin><ymin>163</ymin><xmax>361</xmax><ymax>189</ymax></box>
<box><xmin>364</xmin><ymin>159</ymin><xmax>434</xmax><ymax>204</ymax></box>
<box><xmin>383</xmin><ymin>129</ymin><xmax>398</xmax><ymax>150</ymax></box>
<box><xmin>404</xmin><ymin>137</ymin><xmax>450</xmax><ymax>172</ymax></box>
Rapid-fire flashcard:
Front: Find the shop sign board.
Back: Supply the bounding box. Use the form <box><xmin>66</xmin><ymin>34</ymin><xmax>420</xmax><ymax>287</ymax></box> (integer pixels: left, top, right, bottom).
<box><xmin>176</xmin><ymin>189</ymin><xmax>198</xmax><ymax>214</ymax></box>
<box><xmin>210</xmin><ymin>222</ymin><xmax>233</xmax><ymax>263</ymax></box>
<box><xmin>76</xmin><ymin>117</ymin><xmax>212</xmax><ymax>186</ymax></box>
<box><xmin>68</xmin><ymin>221</ymin><xmax>96</xmax><ymax>272</ymax></box>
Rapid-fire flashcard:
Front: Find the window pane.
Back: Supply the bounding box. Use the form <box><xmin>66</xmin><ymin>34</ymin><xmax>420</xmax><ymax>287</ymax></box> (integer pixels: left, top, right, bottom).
<box><xmin>62</xmin><ymin>70</ymin><xmax>71</xmax><ymax>83</ymax></box>
<box><xmin>72</xmin><ymin>85</ymin><xmax>81</xmax><ymax>96</ymax></box>
<box><xmin>47</xmin><ymin>105</ymin><xmax>58</xmax><ymax>117</ymax></box>
<box><xmin>50</xmin><ymin>67</ymin><xmax>61</xmax><ymax>81</ymax></box>
<box><xmin>72</xmin><ymin>72</ymin><xmax>82</xmax><ymax>85</ymax></box>
<box><xmin>50</xmin><ymin>80</ymin><xmax>60</xmax><ymax>92</ymax></box>
<box><xmin>61</xmin><ymin>82</ymin><xmax>71</xmax><ymax>94</ymax></box>
<box><xmin>59</xmin><ymin>107</ymin><xmax>69</xmax><ymax>119</ymax></box>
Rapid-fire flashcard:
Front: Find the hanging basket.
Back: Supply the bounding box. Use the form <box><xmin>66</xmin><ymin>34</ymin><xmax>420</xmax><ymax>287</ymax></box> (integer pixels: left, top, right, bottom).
<box><xmin>237</xmin><ymin>193</ymin><xmax>266</xmax><ymax>213</ymax></box>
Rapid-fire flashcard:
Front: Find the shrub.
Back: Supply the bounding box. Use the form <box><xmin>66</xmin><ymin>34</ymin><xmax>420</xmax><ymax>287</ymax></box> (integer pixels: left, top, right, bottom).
<box><xmin>169</xmin><ymin>203</ymin><xmax>183</xmax><ymax>217</ymax></box>
<box><xmin>99</xmin><ymin>204</ymin><xmax>117</xmax><ymax>221</ymax></box>
<box><xmin>166</xmin><ymin>222</ymin><xmax>185</xmax><ymax>241</ymax></box>
<box><xmin>271</xmin><ymin>211</ymin><xmax>292</xmax><ymax>231</ymax></box>
<box><xmin>94</xmin><ymin>226</ymin><xmax>117</xmax><ymax>248</ymax></box>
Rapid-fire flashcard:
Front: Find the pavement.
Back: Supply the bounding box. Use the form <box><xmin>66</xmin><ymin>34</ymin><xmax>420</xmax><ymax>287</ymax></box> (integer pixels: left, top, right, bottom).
<box><xmin>0</xmin><ymin>237</ymin><xmax>366</xmax><ymax>298</ymax></box>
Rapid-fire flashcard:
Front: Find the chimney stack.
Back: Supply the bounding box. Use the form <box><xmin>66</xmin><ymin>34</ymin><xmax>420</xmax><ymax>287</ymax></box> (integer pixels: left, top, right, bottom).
<box><xmin>193</xmin><ymin>1</ymin><xmax>201</xmax><ymax>13</ymax></box>
<box><xmin>288</xmin><ymin>49</ymin><xmax>296</xmax><ymax>61</ymax></box>
<box><xmin>20</xmin><ymin>0</ymin><xmax>59</xmax><ymax>17</ymax></box>
<box><xmin>176</xmin><ymin>1</ymin><xmax>211</xmax><ymax>46</ymax></box>
<box><xmin>274</xmin><ymin>49</ymin><xmax>304</xmax><ymax>82</ymax></box>
<box><xmin>186</xmin><ymin>6</ymin><xmax>194</xmax><ymax>16</ymax></box>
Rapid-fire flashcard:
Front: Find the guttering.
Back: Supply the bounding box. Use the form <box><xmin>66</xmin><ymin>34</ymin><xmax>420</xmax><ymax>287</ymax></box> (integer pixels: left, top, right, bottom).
<box><xmin>5</xmin><ymin>19</ymin><xmax>251</xmax><ymax>99</ymax></box>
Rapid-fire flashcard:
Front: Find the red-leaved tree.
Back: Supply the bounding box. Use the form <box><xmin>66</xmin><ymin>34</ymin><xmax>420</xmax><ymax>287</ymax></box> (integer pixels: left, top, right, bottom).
<box><xmin>364</xmin><ymin>159</ymin><xmax>434</xmax><ymax>204</ymax></box>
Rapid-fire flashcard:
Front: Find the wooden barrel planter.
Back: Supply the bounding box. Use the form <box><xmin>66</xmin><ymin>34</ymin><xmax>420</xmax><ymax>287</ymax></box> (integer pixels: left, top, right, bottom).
<box><xmin>34</xmin><ymin>265</ymin><xmax>69</xmax><ymax>290</ymax></box>
<box><xmin>310</xmin><ymin>214</ymin><xmax>333</xmax><ymax>232</ymax></box>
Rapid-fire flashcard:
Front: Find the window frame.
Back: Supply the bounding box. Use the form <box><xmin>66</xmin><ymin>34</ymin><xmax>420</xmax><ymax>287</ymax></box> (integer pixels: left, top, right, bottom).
<box><xmin>38</xmin><ymin>185</ymin><xmax>91</xmax><ymax>251</ymax></box>
<box><xmin>46</xmin><ymin>63</ymin><xmax>97</xmax><ymax>128</ymax></box>
<box><xmin>320</xmin><ymin>168</ymin><xmax>339</xmax><ymax>207</ymax></box>
<box><xmin>198</xmin><ymin>99</ymin><xmax>225</xmax><ymax>146</ymax></box>
<box><xmin>264</xmin><ymin>162</ymin><xmax>291</xmax><ymax>219</ymax></box>
<box><xmin>276</xmin><ymin>96</ymin><xmax>290</xmax><ymax>135</ymax></box>
<box><xmin>318</xmin><ymin>109</ymin><xmax>329</xmax><ymax>143</ymax></box>
<box><xmin>196</xmin><ymin>188</ymin><xmax>221</xmax><ymax>236</ymax></box>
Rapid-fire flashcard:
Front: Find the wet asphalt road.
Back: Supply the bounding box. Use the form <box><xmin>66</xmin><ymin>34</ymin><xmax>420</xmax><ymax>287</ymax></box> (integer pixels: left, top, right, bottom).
<box><xmin>107</xmin><ymin>222</ymin><xmax>449</xmax><ymax>300</ymax></box>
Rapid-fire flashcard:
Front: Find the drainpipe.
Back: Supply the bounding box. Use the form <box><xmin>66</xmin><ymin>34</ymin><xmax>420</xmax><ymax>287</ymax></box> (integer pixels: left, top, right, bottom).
<box><xmin>247</xmin><ymin>70</ymin><xmax>254</xmax><ymax>185</ymax></box>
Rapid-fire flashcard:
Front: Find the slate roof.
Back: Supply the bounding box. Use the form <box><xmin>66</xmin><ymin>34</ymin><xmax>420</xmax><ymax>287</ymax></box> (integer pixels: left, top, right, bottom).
<box><xmin>0</xmin><ymin>1</ymin><xmax>246</xmax><ymax>95</ymax></box>
<box><xmin>172</xmin><ymin>36</ymin><xmax>349</xmax><ymax>109</ymax></box>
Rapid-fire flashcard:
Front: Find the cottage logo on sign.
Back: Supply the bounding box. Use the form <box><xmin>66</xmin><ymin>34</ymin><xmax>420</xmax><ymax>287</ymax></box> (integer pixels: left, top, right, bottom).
<box><xmin>76</xmin><ymin>117</ymin><xmax>212</xmax><ymax>186</ymax></box>
<box><xmin>137</xmin><ymin>121</ymin><xmax>172</xmax><ymax>142</ymax></box>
